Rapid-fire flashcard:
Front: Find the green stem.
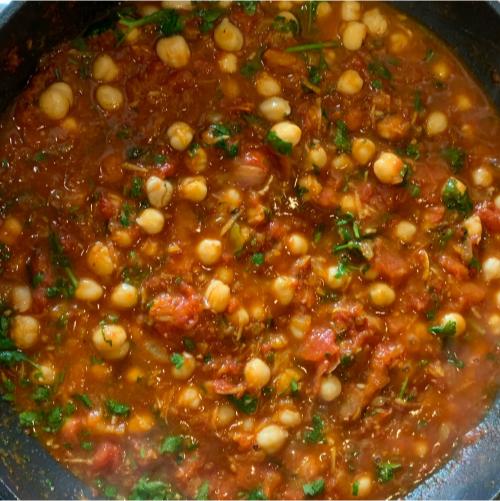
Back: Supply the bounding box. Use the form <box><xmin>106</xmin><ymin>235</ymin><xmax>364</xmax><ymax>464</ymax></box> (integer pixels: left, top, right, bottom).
<box><xmin>285</xmin><ymin>41</ymin><xmax>340</xmax><ymax>53</ymax></box>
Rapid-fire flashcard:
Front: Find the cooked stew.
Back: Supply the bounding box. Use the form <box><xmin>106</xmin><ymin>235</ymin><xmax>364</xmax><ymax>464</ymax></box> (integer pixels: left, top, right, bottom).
<box><xmin>0</xmin><ymin>1</ymin><xmax>499</xmax><ymax>499</ymax></box>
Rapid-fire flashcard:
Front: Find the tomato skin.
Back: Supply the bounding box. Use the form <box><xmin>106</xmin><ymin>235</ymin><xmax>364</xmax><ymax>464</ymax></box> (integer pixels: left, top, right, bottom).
<box><xmin>477</xmin><ymin>203</ymin><xmax>500</xmax><ymax>232</ymax></box>
<box><xmin>298</xmin><ymin>328</ymin><xmax>339</xmax><ymax>363</ymax></box>
<box><xmin>91</xmin><ymin>442</ymin><xmax>123</xmax><ymax>473</ymax></box>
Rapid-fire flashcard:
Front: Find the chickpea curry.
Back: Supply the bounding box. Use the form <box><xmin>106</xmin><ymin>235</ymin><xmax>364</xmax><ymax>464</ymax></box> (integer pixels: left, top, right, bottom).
<box><xmin>0</xmin><ymin>1</ymin><xmax>499</xmax><ymax>499</ymax></box>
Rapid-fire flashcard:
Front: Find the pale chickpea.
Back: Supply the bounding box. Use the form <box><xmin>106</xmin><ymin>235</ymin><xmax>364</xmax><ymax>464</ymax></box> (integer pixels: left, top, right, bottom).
<box><xmin>287</xmin><ymin>233</ymin><xmax>309</xmax><ymax>256</ymax></box>
<box><xmin>156</xmin><ymin>36</ymin><xmax>191</xmax><ymax>67</ymax></box>
<box><xmin>215</xmin><ymin>404</ymin><xmax>236</xmax><ymax>427</ymax></box>
<box><xmin>354</xmin><ymin>474</ymin><xmax>372</xmax><ymax>497</ymax></box>
<box><xmin>326</xmin><ymin>265</ymin><xmax>349</xmax><ymax>290</ymax></box>
<box><xmin>255</xmin><ymin>72</ymin><xmax>281</xmax><ymax>97</ymax></box>
<box><xmin>455</xmin><ymin>94</ymin><xmax>472</xmax><ymax>112</ymax></box>
<box><xmin>373</xmin><ymin>151</ymin><xmax>404</xmax><ymax>185</ymax></box>
<box><xmin>425</xmin><ymin>111</ymin><xmax>448</xmax><ymax>136</ymax></box>
<box><xmin>61</xmin><ymin>117</ymin><xmax>78</xmax><ymax>133</ymax></box>
<box><xmin>75</xmin><ymin>278</ymin><xmax>103</xmax><ymax>302</ymax></box>
<box><xmin>352</xmin><ymin>138</ymin><xmax>376</xmax><ymax>165</ymax></box>
<box><xmin>39</xmin><ymin>82</ymin><xmax>73</xmax><ymax>120</ymax></box>
<box><xmin>244</xmin><ymin>358</ymin><xmax>271</xmax><ymax>390</ymax></box>
<box><xmin>323</xmin><ymin>48</ymin><xmax>336</xmax><ymax>67</ymax></box>
<box><xmin>278</xmin><ymin>408</ymin><xmax>302</xmax><ymax>428</ymax></box>
<box><xmin>439</xmin><ymin>312</ymin><xmax>466</xmax><ymax>336</ymax></box>
<box><xmin>306</xmin><ymin>141</ymin><xmax>328</xmax><ymax>169</ymax></box>
<box><xmin>340</xmin><ymin>194</ymin><xmax>357</xmax><ymax>214</ymax></box>
<box><xmin>92</xmin><ymin>54</ymin><xmax>119</xmax><ymax>82</ymax></box>
<box><xmin>146</xmin><ymin>176</ymin><xmax>173</xmax><ymax>208</ymax></box>
<box><xmin>178</xmin><ymin>176</ymin><xmax>208</xmax><ymax>202</ymax></box>
<box><xmin>230</xmin><ymin>307</ymin><xmax>250</xmax><ymax>329</ymax></box>
<box><xmin>259</xmin><ymin>97</ymin><xmax>291</xmax><ymax>122</ymax></box>
<box><xmin>432</xmin><ymin>61</ymin><xmax>450</xmax><ymax>81</ymax></box>
<box><xmin>319</xmin><ymin>374</ymin><xmax>342</xmax><ymax>401</ymax></box>
<box><xmin>125</xmin><ymin>366</ymin><xmax>145</xmax><ymax>383</ymax></box>
<box><xmin>395</xmin><ymin>220</ymin><xmax>417</xmax><ymax>243</ymax></box>
<box><xmin>472</xmin><ymin>166</ymin><xmax>493</xmax><ymax>188</ymax></box>
<box><xmin>96</xmin><ymin>85</ymin><xmax>124</xmax><ymax>111</ymax></box>
<box><xmin>331</xmin><ymin>153</ymin><xmax>354</xmax><ymax>171</ymax></box>
<box><xmin>270</xmin><ymin>121</ymin><xmax>302</xmax><ymax>147</ymax></box>
<box><xmin>215</xmin><ymin>265</ymin><xmax>234</xmax><ymax>285</ymax></box>
<box><xmin>271</xmin><ymin>276</ymin><xmax>297</xmax><ymax>306</ymax></box>
<box><xmin>488</xmin><ymin>314</ymin><xmax>500</xmax><ymax>336</ymax></box>
<box><xmin>128</xmin><ymin>411</ymin><xmax>155</xmax><ymax>434</ymax></box>
<box><xmin>389</xmin><ymin>32</ymin><xmax>409</xmax><ymax>54</ymax></box>
<box><xmin>171</xmin><ymin>352</ymin><xmax>196</xmax><ymax>380</ymax></box>
<box><xmin>342</xmin><ymin>21</ymin><xmax>367</xmax><ymax>51</ymax></box>
<box><xmin>92</xmin><ymin>323</ymin><xmax>130</xmax><ymax>360</ymax></box>
<box><xmin>178</xmin><ymin>385</ymin><xmax>202</xmax><ymax>409</ymax></box>
<box><xmin>11</xmin><ymin>315</ymin><xmax>40</xmax><ymax>349</ymax></box>
<box><xmin>11</xmin><ymin>285</ymin><xmax>32</xmax><ymax>313</ymax></box>
<box><xmin>495</xmin><ymin>194</ymin><xmax>500</xmax><ymax>210</ymax></box>
<box><xmin>220</xmin><ymin>188</ymin><xmax>242</xmax><ymax>209</ymax></box>
<box><xmin>0</xmin><ymin>216</ymin><xmax>22</xmax><ymax>245</ymax></box>
<box><xmin>341</xmin><ymin>1</ymin><xmax>361</xmax><ymax>21</ymax></box>
<box><xmin>196</xmin><ymin>238</ymin><xmax>222</xmax><ymax>266</ymax></box>
<box><xmin>316</xmin><ymin>2</ymin><xmax>332</xmax><ymax>19</ymax></box>
<box><xmin>214</xmin><ymin>18</ymin><xmax>244</xmax><ymax>52</ymax></box>
<box><xmin>369</xmin><ymin>282</ymin><xmax>396</xmax><ymax>307</ymax></box>
<box><xmin>186</xmin><ymin>145</ymin><xmax>208</xmax><ymax>173</ymax></box>
<box><xmin>87</xmin><ymin>242</ymin><xmax>115</xmax><ymax>277</ymax></box>
<box><xmin>464</xmin><ymin>214</ymin><xmax>482</xmax><ymax>242</ymax></box>
<box><xmin>289</xmin><ymin>313</ymin><xmax>311</xmax><ymax>339</ymax></box>
<box><xmin>136</xmin><ymin>208</ymin><xmax>165</xmax><ymax>235</ymax></box>
<box><xmin>110</xmin><ymin>283</ymin><xmax>138</xmax><ymax>309</ymax></box>
<box><xmin>161</xmin><ymin>0</ymin><xmax>192</xmax><ymax>9</ymax></box>
<box><xmin>167</xmin><ymin>121</ymin><xmax>194</xmax><ymax>151</ymax></box>
<box><xmin>483</xmin><ymin>257</ymin><xmax>500</xmax><ymax>282</ymax></box>
<box><xmin>33</xmin><ymin>364</ymin><xmax>56</xmax><ymax>385</ymax></box>
<box><xmin>256</xmin><ymin>424</ymin><xmax>288</xmax><ymax>454</ymax></box>
<box><xmin>205</xmin><ymin>279</ymin><xmax>231</xmax><ymax>312</ymax></box>
<box><xmin>124</xmin><ymin>27</ymin><xmax>141</xmax><ymax>43</ymax></box>
<box><xmin>218</xmin><ymin>52</ymin><xmax>238</xmax><ymax>73</ymax></box>
<box><xmin>140</xmin><ymin>4</ymin><xmax>159</xmax><ymax>16</ymax></box>
<box><xmin>277</xmin><ymin>1</ymin><xmax>293</xmax><ymax>10</ymax></box>
<box><xmin>337</xmin><ymin>69</ymin><xmax>364</xmax><ymax>95</ymax></box>
<box><xmin>362</xmin><ymin>8</ymin><xmax>388</xmax><ymax>36</ymax></box>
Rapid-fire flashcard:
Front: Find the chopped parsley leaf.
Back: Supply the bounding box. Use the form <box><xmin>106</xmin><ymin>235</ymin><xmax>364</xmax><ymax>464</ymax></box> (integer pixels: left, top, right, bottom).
<box><xmin>228</xmin><ymin>394</ymin><xmax>258</xmax><ymax>414</ymax></box>
<box><xmin>334</xmin><ymin>120</ymin><xmax>351</xmax><ymax>153</ymax></box>
<box><xmin>251</xmin><ymin>252</ymin><xmax>265</xmax><ymax>266</ymax></box>
<box><xmin>266</xmin><ymin>130</ymin><xmax>292</xmax><ymax>155</ymax></box>
<box><xmin>441</xmin><ymin>147</ymin><xmax>465</xmax><ymax>173</ymax></box>
<box><xmin>442</xmin><ymin>177</ymin><xmax>473</xmax><ymax>215</ymax></box>
<box><xmin>429</xmin><ymin>320</ymin><xmax>456</xmax><ymax>338</ymax></box>
<box><xmin>304</xmin><ymin>414</ymin><xmax>325</xmax><ymax>444</ymax></box>
<box><xmin>119</xmin><ymin>9</ymin><xmax>183</xmax><ymax>37</ymax></box>
<box><xmin>160</xmin><ymin>435</ymin><xmax>184</xmax><ymax>454</ymax></box>
<box><xmin>376</xmin><ymin>461</ymin><xmax>402</xmax><ymax>483</ymax></box>
<box><xmin>106</xmin><ymin>399</ymin><xmax>130</xmax><ymax>416</ymax></box>
<box><xmin>303</xmin><ymin>479</ymin><xmax>325</xmax><ymax>497</ymax></box>
<box><xmin>170</xmin><ymin>352</ymin><xmax>184</xmax><ymax>369</ymax></box>
<box><xmin>195</xmin><ymin>481</ymin><xmax>210</xmax><ymax>500</ymax></box>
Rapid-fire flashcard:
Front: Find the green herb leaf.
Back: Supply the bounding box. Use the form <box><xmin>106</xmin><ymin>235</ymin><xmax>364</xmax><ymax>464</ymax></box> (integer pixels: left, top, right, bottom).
<box><xmin>195</xmin><ymin>481</ymin><xmax>210</xmax><ymax>500</ymax></box>
<box><xmin>208</xmin><ymin>123</ymin><xmax>239</xmax><ymax>158</ymax></box>
<box><xmin>106</xmin><ymin>399</ymin><xmax>130</xmax><ymax>416</ymax></box>
<box><xmin>303</xmin><ymin>479</ymin><xmax>325</xmax><ymax>497</ymax></box>
<box><xmin>75</xmin><ymin>393</ymin><xmax>93</xmax><ymax>408</ymax></box>
<box><xmin>368</xmin><ymin>61</ymin><xmax>392</xmax><ymax>80</ymax></box>
<box><xmin>120</xmin><ymin>202</ymin><xmax>133</xmax><ymax>227</ymax></box>
<box><xmin>352</xmin><ymin>480</ymin><xmax>359</xmax><ymax>496</ymax></box>
<box><xmin>447</xmin><ymin>352</ymin><xmax>465</xmax><ymax>369</ymax></box>
<box><xmin>197</xmin><ymin>8</ymin><xmax>224</xmax><ymax>33</ymax></box>
<box><xmin>266</xmin><ymin>130</ymin><xmax>292</xmax><ymax>155</ymax></box>
<box><xmin>272</xmin><ymin>15</ymin><xmax>299</xmax><ymax>35</ymax></box>
<box><xmin>228</xmin><ymin>394</ymin><xmax>258</xmax><ymax>414</ymax></box>
<box><xmin>170</xmin><ymin>352</ymin><xmax>184</xmax><ymax>369</ymax></box>
<box><xmin>405</xmin><ymin>143</ymin><xmax>420</xmax><ymax>160</ymax></box>
<box><xmin>304</xmin><ymin>414</ymin><xmax>325</xmax><ymax>444</ymax></box>
<box><xmin>0</xmin><ymin>315</ymin><xmax>31</xmax><ymax>366</ymax></box>
<box><xmin>244</xmin><ymin>487</ymin><xmax>267</xmax><ymax>500</ymax></box>
<box><xmin>413</xmin><ymin>91</ymin><xmax>424</xmax><ymax>112</ymax></box>
<box><xmin>285</xmin><ymin>40</ymin><xmax>340</xmax><ymax>52</ymax></box>
<box><xmin>371</xmin><ymin>79</ymin><xmax>382</xmax><ymax>90</ymax></box>
<box><xmin>240</xmin><ymin>50</ymin><xmax>263</xmax><ymax>78</ymax></box>
<box><xmin>129</xmin><ymin>476</ymin><xmax>180</xmax><ymax>500</ymax></box>
<box><xmin>441</xmin><ymin>147</ymin><xmax>465</xmax><ymax>173</ymax></box>
<box><xmin>128</xmin><ymin>177</ymin><xmax>144</xmax><ymax>198</ymax></box>
<box><xmin>32</xmin><ymin>386</ymin><xmax>51</xmax><ymax>403</ymax></box>
<box><xmin>376</xmin><ymin>461</ymin><xmax>402</xmax><ymax>483</ymax></box>
<box><xmin>429</xmin><ymin>320</ymin><xmax>456</xmax><ymax>338</ymax></box>
<box><xmin>160</xmin><ymin>435</ymin><xmax>184</xmax><ymax>454</ymax></box>
<box><xmin>45</xmin><ymin>406</ymin><xmax>64</xmax><ymax>432</ymax></box>
<box><xmin>313</xmin><ymin>224</ymin><xmax>324</xmax><ymax>244</ymax></box>
<box><xmin>334</xmin><ymin>120</ymin><xmax>351</xmax><ymax>153</ymax></box>
<box><xmin>119</xmin><ymin>9</ymin><xmax>183</xmax><ymax>37</ymax></box>
<box><xmin>237</xmin><ymin>1</ymin><xmax>258</xmax><ymax>15</ymax></box>
<box><xmin>442</xmin><ymin>177</ymin><xmax>473</xmax><ymax>215</ymax></box>
<box><xmin>251</xmin><ymin>252</ymin><xmax>265</xmax><ymax>266</ymax></box>
<box><xmin>423</xmin><ymin>48</ymin><xmax>435</xmax><ymax>62</ymax></box>
<box><xmin>19</xmin><ymin>410</ymin><xmax>40</xmax><ymax>427</ymax></box>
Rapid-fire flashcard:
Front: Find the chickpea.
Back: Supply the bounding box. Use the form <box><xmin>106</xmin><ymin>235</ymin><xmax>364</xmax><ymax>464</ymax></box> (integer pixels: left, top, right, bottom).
<box><xmin>373</xmin><ymin>151</ymin><xmax>404</xmax><ymax>185</ymax></box>
<box><xmin>277</xmin><ymin>1</ymin><xmax>293</xmax><ymax>10</ymax></box>
<box><xmin>331</xmin><ymin>153</ymin><xmax>354</xmax><ymax>171</ymax></box>
<box><xmin>256</xmin><ymin>424</ymin><xmax>288</xmax><ymax>454</ymax></box>
<box><xmin>220</xmin><ymin>77</ymin><xmax>240</xmax><ymax>99</ymax></box>
<box><xmin>39</xmin><ymin>82</ymin><xmax>73</xmax><ymax>120</ymax></box>
<box><xmin>92</xmin><ymin>323</ymin><xmax>130</xmax><ymax>360</ymax></box>
<box><xmin>259</xmin><ymin>97</ymin><xmax>291</xmax><ymax>122</ymax></box>
<box><xmin>341</xmin><ymin>1</ymin><xmax>361</xmax><ymax>21</ymax></box>
<box><xmin>244</xmin><ymin>358</ymin><xmax>271</xmax><ymax>390</ymax></box>
<box><xmin>337</xmin><ymin>69</ymin><xmax>364</xmax><ymax>95</ymax></box>
<box><xmin>220</xmin><ymin>188</ymin><xmax>242</xmax><ymax>209</ymax></box>
<box><xmin>305</xmin><ymin>141</ymin><xmax>328</xmax><ymax>169</ymax></box>
<box><xmin>278</xmin><ymin>408</ymin><xmax>302</xmax><ymax>428</ymax></box>
<box><xmin>214</xmin><ymin>17</ymin><xmax>244</xmax><ymax>52</ymax></box>
<box><xmin>342</xmin><ymin>21</ymin><xmax>367</xmax><ymax>51</ymax></box>
<box><xmin>140</xmin><ymin>4</ymin><xmax>159</xmax><ymax>16</ymax></box>
<box><xmin>125</xmin><ymin>366</ymin><xmax>145</xmax><ymax>383</ymax></box>
<box><xmin>326</xmin><ymin>265</ymin><xmax>349</xmax><ymax>290</ymax></box>
<box><xmin>136</xmin><ymin>208</ymin><xmax>165</xmax><ymax>235</ymax></box>
<box><xmin>463</xmin><ymin>215</ymin><xmax>482</xmax><ymax>243</ymax></box>
<box><xmin>472</xmin><ymin>166</ymin><xmax>493</xmax><ymax>188</ymax></box>
<box><xmin>351</xmin><ymin>138</ymin><xmax>376</xmax><ymax>165</ymax></box>
<box><xmin>289</xmin><ymin>313</ymin><xmax>311</xmax><ymax>339</ymax></box>
<box><xmin>483</xmin><ymin>257</ymin><xmax>500</xmax><ymax>282</ymax></box>
<box><xmin>218</xmin><ymin>52</ymin><xmax>238</xmax><ymax>73</ymax></box>
<box><xmin>389</xmin><ymin>32</ymin><xmax>409</xmax><ymax>54</ymax></box>
<box><xmin>439</xmin><ymin>312</ymin><xmax>466</xmax><ymax>336</ymax></box>
<box><xmin>286</xmin><ymin>233</ymin><xmax>309</xmax><ymax>256</ymax></box>
<box><xmin>196</xmin><ymin>239</ymin><xmax>222</xmax><ymax>266</ymax></box>
<box><xmin>270</xmin><ymin>121</ymin><xmax>302</xmax><ymax>148</ymax></box>
<box><xmin>178</xmin><ymin>176</ymin><xmax>208</xmax><ymax>202</ymax></box>
<box><xmin>271</xmin><ymin>276</ymin><xmax>297</xmax><ymax>306</ymax></box>
<box><xmin>61</xmin><ymin>117</ymin><xmax>78</xmax><ymax>133</ymax></box>
<box><xmin>96</xmin><ymin>85</ymin><xmax>124</xmax><ymax>111</ymax></box>
<box><xmin>362</xmin><ymin>8</ymin><xmax>388</xmax><ymax>36</ymax></box>
<box><xmin>340</xmin><ymin>194</ymin><xmax>357</xmax><ymax>214</ymax></box>
<box><xmin>33</xmin><ymin>364</ymin><xmax>56</xmax><ymax>385</ymax></box>
<box><xmin>178</xmin><ymin>385</ymin><xmax>202</xmax><ymax>409</ymax></box>
<box><xmin>425</xmin><ymin>111</ymin><xmax>448</xmax><ymax>136</ymax></box>
<box><xmin>495</xmin><ymin>194</ymin><xmax>500</xmax><ymax>211</ymax></box>
<box><xmin>124</xmin><ymin>27</ymin><xmax>141</xmax><ymax>43</ymax></box>
<box><xmin>161</xmin><ymin>0</ymin><xmax>192</xmax><ymax>9</ymax></box>
<box><xmin>75</xmin><ymin>278</ymin><xmax>104</xmax><ymax>302</ymax></box>
<box><xmin>215</xmin><ymin>404</ymin><xmax>236</xmax><ymax>427</ymax></box>
<box><xmin>455</xmin><ymin>94</ymin><xmax>472</xmax><ymax>112</ymax></box>
<box><xmin>87</xmin><ymin>242</ymin><xmax>115</xmax><ymax>277</ymax></box>
<box><xmin>0</xmin><ymin>216</ymin><xmax>22</xmax><ymax>245</ymax></box>
<box><xmin>92</xmin><ymin>54</ymin><xmax>119</xmax><ymax>82</ymax></box>
<box><xmin>205</xmin><ymin>279</ymin><xmax>231</xmax><ymax>312</ymax></box>
<box><xmin>215</xmin><ymin>265</ymin><xmax>234</xmax><ymax>284</ymax></box>
<box><xmin>186</xmin><ymin>145</ymin><xmax>208</xmax><ymax>174</ymax></box>
<box><xmin>110</xmin><ymin>283</ymin><xmax>138</xmax><ymax>309</ymax></box>
<box><xmin>156</xmin><ymin>35</ymin><xmax>191</xmax><ymax>67</ymax></box>
<box><xmin>319</xmin><ymin>374</ymin><xmax>342</xmax><ymax>401</ymax></box>
<box><xmin>488</xmin><ymin>314</ymin><xmax>500</xmax><ymax>336</ymax></box>
<box><xmin>395</xmin><ymin>220</ymin><xmax>417</xmax><ymax>243</ymax></box>
<box><xmin>354</xmin><ymin>474</ymin><xmax>372</xmax><ymax>497</ymax></box>
<box><xmin>369</xmin><ymin>282</ymin><xmax>396</xmax><ymax>307</ymax></box>
<box><xmin>323</xmin><ymin>48</ymin><xmax>336</xmax><ymax>67</ymax></box>
<box><xmin>128</xmin><ymin>411</ymin><xmax>155</xmax><ymax>434</ymax></box>
<box><xmin>432</xmin><ymin>61</ymin><xmax>450</xmax><ymax>81</ymax></box>
<box><xmin>146</xmin><ymin>176</ymin><xmax>173</xmax><ymax>208</ymax></box>
<box><xmin>11</xmin><ymin>285</ymin><xmax>32</xmax><ymax>313</ymax></box>
<box><xmin>167</xmin><ymin>121</ymin><xmax>194</xmax><ymax>151</ymax></box>
<box><xmin>11</xmin><ymin>315</ymin><xmax>40</xmax><ymax>349</ymax></box>
<box><xmin>171</xmin><ymin>352</ymin><xmax>196</xmax><ymax>380</ymax></box>
<box><xmin>230</xmin><ymin>307</ymin><xmax>250</xmax><ymax>329</ymax></box>
<box><xmin>255</xmin><ymin>72</ymin><xmax>281</xmax><ymax>97</ymax></box>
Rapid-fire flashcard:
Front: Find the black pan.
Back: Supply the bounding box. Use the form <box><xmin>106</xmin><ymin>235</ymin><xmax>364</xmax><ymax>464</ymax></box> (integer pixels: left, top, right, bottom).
<box><xmin>0</xmin><ymin>2</ymin><xmax>498</xmax><ymax>499</ymax></box>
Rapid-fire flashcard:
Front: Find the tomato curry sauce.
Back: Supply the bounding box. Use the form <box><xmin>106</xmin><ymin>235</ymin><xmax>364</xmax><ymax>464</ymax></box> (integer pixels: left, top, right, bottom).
<box><xmin>0</xmin><ymin>1</ymin><xmax>499</xmax><ymax>499</ymax></box>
